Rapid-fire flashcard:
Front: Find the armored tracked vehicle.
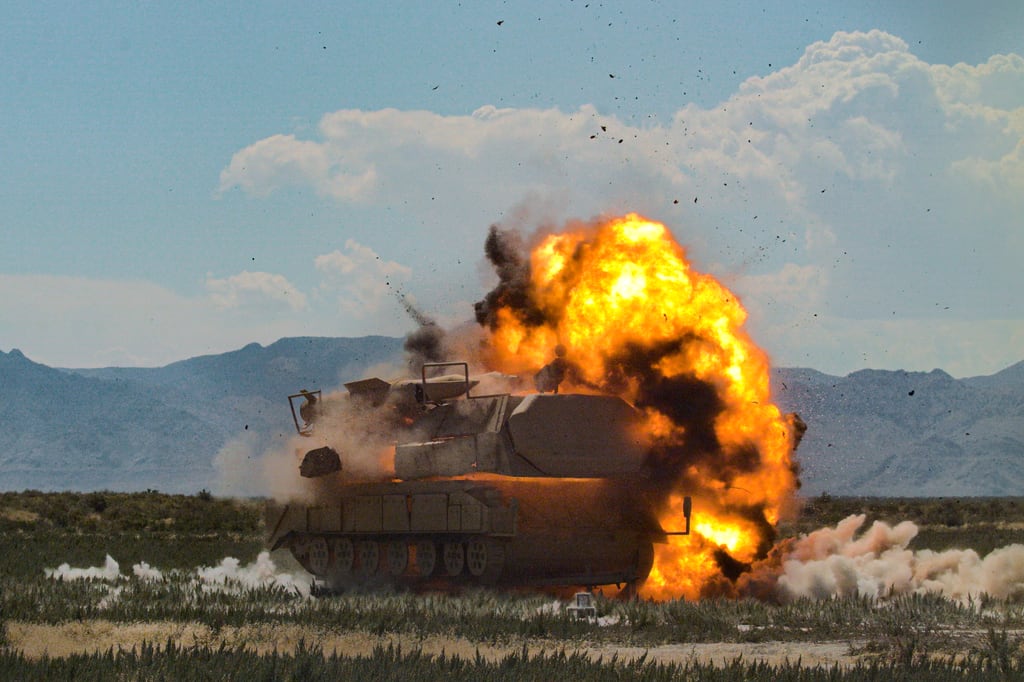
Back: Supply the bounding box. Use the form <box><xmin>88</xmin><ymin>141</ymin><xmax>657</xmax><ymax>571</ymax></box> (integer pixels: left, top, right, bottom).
<box><xmin>266</xmin><ymin>362</ymin><xmax>691</xmax><ymax>592</ymax></box>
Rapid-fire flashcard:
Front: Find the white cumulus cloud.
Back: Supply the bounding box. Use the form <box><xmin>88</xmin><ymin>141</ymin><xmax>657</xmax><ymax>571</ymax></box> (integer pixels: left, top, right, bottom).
<box><xmin>205</xmin><ymin>270</ymin><xmax>309</xmax><ymax>312</ymax></box>
<box><xmin>218</xmin><ymin>134</ymin><xmax>378</xmax><ymax>201</ymax></box>
<box><xmin>314</xmin><ymin>239</ymin><xmax>412</xmax><ymax>318</ymax></box>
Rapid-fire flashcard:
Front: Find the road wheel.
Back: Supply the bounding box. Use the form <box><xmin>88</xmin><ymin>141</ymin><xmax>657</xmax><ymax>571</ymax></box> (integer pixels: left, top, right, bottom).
<box><xmin>307</xmin><ymin>536</ymin><xmax>329</xmax><ymax>576</ymax></box>
<box><xmin>356</xmin><ymin>541</ymin><xmax>380</xmax><ymax>576</ymax></box>
<box><xmin>415</xmin><ymin>541</ymin><xmax>437</xmax><ymax>577</ymax></box>
<box><xmin>466</xmin><ymin>538</ymin><xmax>488</xmax><ymax>577</ymax></box>
<box><xmin>442</xmin><ymin>541</ymin><xmax>464</xmax><ymax>576</ymax></box>
<box><xmin>331</xmin><ymin>538</ymin><xmax>354</xmax><ymax>575</ymax></box>
<box><xmin>385</xmin><ymin>541</ymin><xmax>408</xmax><ymax>576</ymax></box>
<box><xmin>466</xmin><ymin>537</ymin><xmax>506</xmax><ymax>584</ymax></box>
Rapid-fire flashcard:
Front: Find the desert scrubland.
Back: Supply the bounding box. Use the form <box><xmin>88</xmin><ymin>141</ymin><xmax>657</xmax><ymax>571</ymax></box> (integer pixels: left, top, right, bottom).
<box><xmin>3</xmin><ymin>491</ymin><xmax>1024</xmax><ymax>680</ymax></box>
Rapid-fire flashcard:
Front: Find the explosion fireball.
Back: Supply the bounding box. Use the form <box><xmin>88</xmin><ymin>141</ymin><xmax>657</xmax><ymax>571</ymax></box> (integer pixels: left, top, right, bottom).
<box><xmin>474</xmin><ymin>213</ymin><xmax>803</xmax><ymax>599</ymax></box>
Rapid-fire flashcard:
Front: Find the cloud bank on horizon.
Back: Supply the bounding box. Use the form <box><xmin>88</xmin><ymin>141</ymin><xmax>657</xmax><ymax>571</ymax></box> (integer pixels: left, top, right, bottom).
<box><xmin>4</xmin><ymin>29</ymin><xmax>1022</xmax><ymax>376</ymax></box>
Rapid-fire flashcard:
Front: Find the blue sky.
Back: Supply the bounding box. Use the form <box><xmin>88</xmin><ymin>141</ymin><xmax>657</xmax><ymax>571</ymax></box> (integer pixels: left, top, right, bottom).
<box><xmin>2</xmin><ymin>1</ymin><xmax>1022</xmax><ymax>375</ymax></box>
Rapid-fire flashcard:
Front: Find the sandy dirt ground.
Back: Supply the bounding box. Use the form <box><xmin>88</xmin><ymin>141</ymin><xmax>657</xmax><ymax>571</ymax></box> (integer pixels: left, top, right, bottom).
<box><xmin>7</xmin><ymin>620</ymin><xmax>864</xmax><ymax>668</ymax></box>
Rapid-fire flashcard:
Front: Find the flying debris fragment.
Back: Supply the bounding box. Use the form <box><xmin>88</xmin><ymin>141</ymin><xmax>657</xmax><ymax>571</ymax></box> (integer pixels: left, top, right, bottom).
<box><xmin>299</xmin><ymin>446</ymin><xmax>341</xmax><ymax>478</ymax></box>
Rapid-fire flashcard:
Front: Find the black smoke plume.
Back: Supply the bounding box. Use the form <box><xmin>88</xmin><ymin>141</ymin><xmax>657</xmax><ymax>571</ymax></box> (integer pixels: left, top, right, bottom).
<box><xmin>474</xmin><ymin>225</ymin><xmax>548</xmax><ymax>330</ymax></box>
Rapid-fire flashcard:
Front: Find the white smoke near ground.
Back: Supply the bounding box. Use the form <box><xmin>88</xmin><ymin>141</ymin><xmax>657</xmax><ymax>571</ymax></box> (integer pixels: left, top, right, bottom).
<box><xmin>775</xmin><ymin>514</ymin><xmax>1024</xmax><ymax>603</ymax></box>
<box><xmin>44</xmin><ymin>520</ymin><xmax>1024</xmax><ymax>608</ymax></box>
<box><xmin>45</xmin><ymin>551</ymin><xmax>312</xmax><ymax>598</ymax></box>
<box><xmin>195</xmin><ymin>551</ymin><xmax>313</xmax><ymax>597</ymax></box>
<box><xmin>46</xmin><ymin>555</ymin><xmax>125</xmax><ymax>581</ymax></box>
<box><xmin>132</xmin><ymin>561</ymin><xmax>164</xmax><ymax>581</ymax></box>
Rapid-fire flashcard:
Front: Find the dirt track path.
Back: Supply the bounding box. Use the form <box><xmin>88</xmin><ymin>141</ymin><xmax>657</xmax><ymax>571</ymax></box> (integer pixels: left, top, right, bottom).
<box><xmin>7</xmin><ymin>620</ymin><xmax>863</xmax><ymax>668</ymax></box>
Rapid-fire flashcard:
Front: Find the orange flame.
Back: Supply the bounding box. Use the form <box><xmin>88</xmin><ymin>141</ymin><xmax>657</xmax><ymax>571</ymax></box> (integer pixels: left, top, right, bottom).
<box><xmin>479</xmin><ymin>213</ymin><xmax>798</xmax><ymax>599</ymax></box>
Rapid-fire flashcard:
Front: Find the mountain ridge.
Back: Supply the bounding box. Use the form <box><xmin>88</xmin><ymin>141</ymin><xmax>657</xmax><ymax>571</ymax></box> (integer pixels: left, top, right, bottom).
<box><xmin>1</xmin><ymin>338</ymin><xmax>1020</xmax><ymax>496</ymax></box>
<box><xmin>0</xmin><ymin>336</ymin><xmax>405</xmax><ymax>492</ymax></box>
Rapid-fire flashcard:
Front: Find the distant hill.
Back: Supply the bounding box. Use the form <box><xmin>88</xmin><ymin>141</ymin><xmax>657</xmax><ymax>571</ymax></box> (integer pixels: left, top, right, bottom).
<box><xmin>773</xmin><ymin>365</ymin><xmax>1024</xmax><ymax>496</ymax></box>
<box><xmin>0</xmin><ymin>337</ymin><xmax>1020</xmax><ymax>495</ymax></box>
<box><xmin>0</xmin><ymin>337</ymin><xmax>404</xmax><ymax>493</ymax></box>
<box><xmin>0</xmin><ymin>348</ymin><xmax>224</xmax><ymax>492</ymax></box>
<box><xmin>72</xmin><ymin>336</ymin><xmax>406</xmax><ymax>439</ymax></box>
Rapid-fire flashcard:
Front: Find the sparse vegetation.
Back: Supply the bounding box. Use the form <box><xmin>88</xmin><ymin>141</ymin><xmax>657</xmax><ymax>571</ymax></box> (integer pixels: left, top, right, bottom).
<box><xmin>2</xmin><ymin>639</ymin><xmax>1024</xmax><ymax>681</ymax></box>
<box><xmin>0</xmin><ymin>490</ymin><xmax>261</xmax><ymax>581</ymax></box>
<box><xmin>0</xmin><ymin>490</ymin><xmax>260</xmax><ymax>535</ymax></box>
<box><xmin>2</xmin><ymin>491</ymin><xmax>1024</xmax><ymax>678</ymax></box>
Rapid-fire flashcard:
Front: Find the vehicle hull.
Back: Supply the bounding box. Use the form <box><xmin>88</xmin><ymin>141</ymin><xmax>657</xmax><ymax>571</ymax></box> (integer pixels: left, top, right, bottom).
<box><xmin>267</xmin><ymin>476</ymin><xmax>659</xmax><ymax>589</ymax></box>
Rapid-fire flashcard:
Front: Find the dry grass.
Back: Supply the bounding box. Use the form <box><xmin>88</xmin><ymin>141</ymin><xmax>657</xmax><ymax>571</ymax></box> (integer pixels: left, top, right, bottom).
<box><xmin>3</xmin><ymin>491</ymin><xmax>1024</xmax><ymax>678</ymax></box>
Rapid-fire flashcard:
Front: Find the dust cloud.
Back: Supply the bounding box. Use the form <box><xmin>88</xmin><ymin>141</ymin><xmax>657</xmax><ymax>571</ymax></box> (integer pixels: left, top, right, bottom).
<box><xmin>765</xmin><ymin>514</ymin><xmax>1024</xmax><ymax>603</ymax></box>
